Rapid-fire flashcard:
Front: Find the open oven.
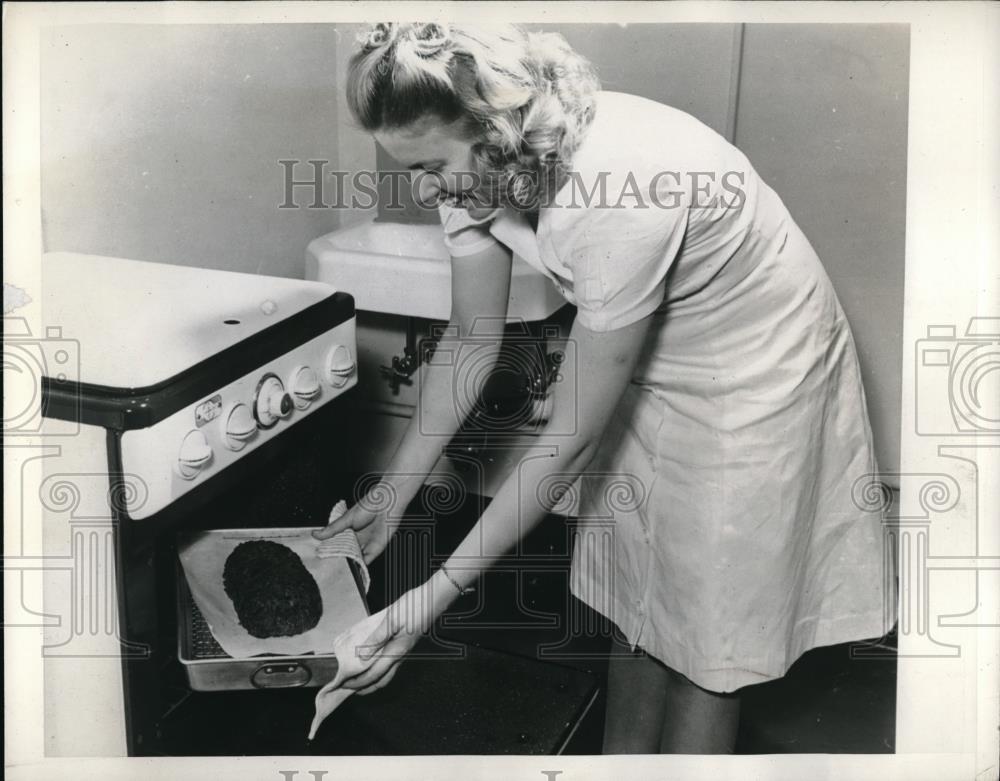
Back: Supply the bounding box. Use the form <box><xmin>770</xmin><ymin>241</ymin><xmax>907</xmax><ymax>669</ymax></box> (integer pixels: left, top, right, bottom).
<box><xmin>38</xmin><ymin>252</ymin><xmax>601</xmax><ymax>757</ymax></box>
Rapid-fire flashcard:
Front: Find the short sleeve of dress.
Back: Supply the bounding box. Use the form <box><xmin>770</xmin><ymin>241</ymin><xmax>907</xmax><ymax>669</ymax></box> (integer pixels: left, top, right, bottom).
<box><xmin>437</xmin><ymin>199</ymin><xmax>502</xmax><ymax>258</ymax></box>
<box><xmin>553</xmin><ymin>178</ymin><xmax>691</xmax><ymax>332</ymax></box>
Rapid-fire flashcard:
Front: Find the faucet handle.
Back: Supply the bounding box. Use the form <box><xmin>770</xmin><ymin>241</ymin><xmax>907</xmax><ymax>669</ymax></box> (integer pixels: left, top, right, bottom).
<box><xmin>378</xmin><ymin>361</ymin><xmax>414</xmax><ymax>392</ymax></box>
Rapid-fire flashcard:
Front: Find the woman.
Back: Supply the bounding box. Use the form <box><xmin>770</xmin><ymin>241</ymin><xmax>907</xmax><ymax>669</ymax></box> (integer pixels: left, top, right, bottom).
<box><xmin>313</xmin><ymin>22</ymin><xmax>895</xmax><ymax>754</ymax></box>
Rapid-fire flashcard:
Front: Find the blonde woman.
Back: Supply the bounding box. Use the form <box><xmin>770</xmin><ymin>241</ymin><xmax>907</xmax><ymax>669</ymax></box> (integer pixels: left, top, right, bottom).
<box><xmin>314</xmin><ymin>22</ymin><xmax>895</xmax><ymax>754</ymax></box>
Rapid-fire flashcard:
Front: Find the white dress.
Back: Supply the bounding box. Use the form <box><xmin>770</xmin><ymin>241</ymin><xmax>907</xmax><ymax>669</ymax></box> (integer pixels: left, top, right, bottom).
<box><xmin>438</xmin><ymin>91</ymin><xmax>896</xmax><ymax>692</ymax></box>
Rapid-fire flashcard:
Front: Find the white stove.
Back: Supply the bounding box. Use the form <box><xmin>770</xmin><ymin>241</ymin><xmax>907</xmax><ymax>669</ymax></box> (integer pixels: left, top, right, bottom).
<box><xmin>43</xmin><ymin>252</ymin><xmax>358</xmax><ymax>519</ymax></box>
<box><xmin>37</xmin><ymin>252</ymin><xmax>361</xmax><ymax>756</ymax></box>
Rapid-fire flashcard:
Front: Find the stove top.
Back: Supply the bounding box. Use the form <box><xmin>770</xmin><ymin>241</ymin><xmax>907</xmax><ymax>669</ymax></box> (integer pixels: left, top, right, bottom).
<box><xmin>42</xmin><ymin>252</ymin><xmax>339</xmax><ymax>390</ymax></box>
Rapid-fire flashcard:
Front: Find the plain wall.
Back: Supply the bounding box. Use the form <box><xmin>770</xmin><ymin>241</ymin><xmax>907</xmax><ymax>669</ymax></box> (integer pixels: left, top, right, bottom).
<box><xmin>333</xmin><ymin>23</ymin><xmax>378</xmax><ymax>231</ymax></box>
<box><xmin>40</xmin><ymin>24</ymin><xmax>350</xmax><ymax>279</ymax></box>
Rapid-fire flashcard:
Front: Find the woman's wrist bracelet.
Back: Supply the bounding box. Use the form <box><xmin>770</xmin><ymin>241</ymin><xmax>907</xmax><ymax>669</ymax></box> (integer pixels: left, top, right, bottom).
<box><xmin>439</xmin><ymin>565</ymin><xmax>476</xmax><ymax>597</ymax></box>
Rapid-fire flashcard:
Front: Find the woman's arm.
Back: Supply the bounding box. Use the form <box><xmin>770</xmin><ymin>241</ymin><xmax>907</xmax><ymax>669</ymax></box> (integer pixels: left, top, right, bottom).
<box><xmin>315</xmin><ymin>239</ymin><xmax>513</xmax><ymax>547</ymax></box>
<box><xmin>378</xmin><ymin>238</ymin><xmax>515</xmax><ymax>503</ymax></box>
<box><xmin>426</xmin><ymin>309</ymin><xmax>657</xmax><ymax>604</ymax></box>
<box><xmin>340</xmin><ymin>309</ymin><xmax>659</xmax><ymax>690</ymax></box>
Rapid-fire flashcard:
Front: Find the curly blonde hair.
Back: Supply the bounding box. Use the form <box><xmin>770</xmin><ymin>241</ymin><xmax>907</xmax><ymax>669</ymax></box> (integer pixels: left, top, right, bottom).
<box><xmin>346</xmin><ymin>22</ymin><xmax>600</xmax><ymax>209</ymax></box>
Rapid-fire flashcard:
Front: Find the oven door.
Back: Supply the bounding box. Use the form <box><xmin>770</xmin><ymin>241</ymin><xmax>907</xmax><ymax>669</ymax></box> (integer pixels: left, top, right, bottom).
<box><xmin>42</xmin><ymin>385</ymin><xmax>603</xmax><ymax>758</ymax></box>
<box><xmin>111</xmin><ymin>396</ymin><xmax>366</xmax><ymax>756</ymax></box>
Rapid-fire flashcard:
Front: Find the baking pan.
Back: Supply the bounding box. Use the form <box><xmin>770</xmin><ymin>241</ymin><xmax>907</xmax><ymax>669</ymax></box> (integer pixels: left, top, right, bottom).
<box><xmin>176</xmin><ymin>556</ymin><xmax>369</xmax><ymax>691</ymax></box>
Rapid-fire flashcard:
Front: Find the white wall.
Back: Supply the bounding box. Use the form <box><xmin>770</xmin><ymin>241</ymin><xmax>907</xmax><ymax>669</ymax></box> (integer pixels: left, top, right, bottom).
<box><xmin>40</xmin><ymin>24</ymin><xmax>351</xmax><ymax>279</ymax></box>
<box><xmin>332</xmin><ymin>23</ymin><xmax>377</xmax><ymax>231</ymax></box>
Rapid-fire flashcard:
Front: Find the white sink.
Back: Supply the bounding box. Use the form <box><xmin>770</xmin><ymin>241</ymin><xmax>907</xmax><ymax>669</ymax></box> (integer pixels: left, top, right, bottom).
<box><xmin>305</xmin><ymin>217</ymin><xmax>566</xmax><ymax>321</ymax></box>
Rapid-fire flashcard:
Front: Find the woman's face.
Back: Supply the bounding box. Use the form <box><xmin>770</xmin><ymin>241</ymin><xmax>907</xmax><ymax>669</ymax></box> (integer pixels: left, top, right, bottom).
<box><xmin>374</xmin><ymin>116</ymin><xmax>488</xmax><ymax>213</ymax></box>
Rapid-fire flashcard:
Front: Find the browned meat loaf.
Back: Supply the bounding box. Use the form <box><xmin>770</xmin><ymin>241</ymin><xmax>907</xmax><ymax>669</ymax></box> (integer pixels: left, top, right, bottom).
<box><xmin>222</xmin><ymin>540</ymin><xmax>322</xmax><ymax>638</ymax></box>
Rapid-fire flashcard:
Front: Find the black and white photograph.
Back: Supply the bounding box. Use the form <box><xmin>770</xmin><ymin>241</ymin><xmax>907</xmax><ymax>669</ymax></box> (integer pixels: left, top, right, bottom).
<box><xmin>3</xmin><ymin>2</ymin><xmax>997</xmax><ymax>780</ymax></box>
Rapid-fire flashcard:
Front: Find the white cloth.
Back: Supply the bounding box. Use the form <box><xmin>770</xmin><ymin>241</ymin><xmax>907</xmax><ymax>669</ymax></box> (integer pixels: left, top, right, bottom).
<box><xmin>317</xmin><ymin>499</ymin><xmax>371</xmax><ymax>593</ymax></box>
<box><xmin>438</xmin><ymin>91</ymin><xmax>896</xmax><ymax>692</ymax></box>
<box><xmin>308</xmin><ymin>607</ymin><xmax>389</xmax><ymax>740</ymax></box>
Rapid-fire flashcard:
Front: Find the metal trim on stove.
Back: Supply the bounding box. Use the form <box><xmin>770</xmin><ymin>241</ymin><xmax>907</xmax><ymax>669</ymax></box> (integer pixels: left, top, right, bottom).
<box><xmin>41</xmin><ymin>292</ymin><xmax>355</xmax><ymax>431</ymax></box>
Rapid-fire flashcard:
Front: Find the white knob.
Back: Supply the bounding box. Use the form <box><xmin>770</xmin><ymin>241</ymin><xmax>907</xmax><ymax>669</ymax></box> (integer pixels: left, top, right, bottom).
<box><xmin>177</xmin><ymin>430</ymin><xmax>212</xmax><ymax>479</ymax></box>
<box><xmin>268</xmin><ymin>391</ymin><xmax>293</xmax><ymax>419</ymax></box>
<box><xmin>326</xmin><ymin>344</ymin><xmax>356</xmax><ymax>388</ymax></box>
<box><xmin>289</xmin><ymin>366</ymin><xmax>321</xmax><ymax>409</ymax></box>
<box><xmin>222</xmin><ymin>402</ymin><xmax>257</xmax><ymax>451</ymax></box>
<box><xmin>255</xmin><ymin>375</ymin><xmax>292</xmax><ymax>428</ymax></box>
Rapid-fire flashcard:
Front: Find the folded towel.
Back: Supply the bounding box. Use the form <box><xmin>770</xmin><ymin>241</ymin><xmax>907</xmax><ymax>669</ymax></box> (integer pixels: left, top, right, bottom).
<box><xmin>316</xmin><ymin>499</ymin><xmax>370</xmax><ymax>593</ymax></box>
<box><xmin>308</xmin><ymin>606</ymin><xmax>388</xmax><ymax>740</ymax></box>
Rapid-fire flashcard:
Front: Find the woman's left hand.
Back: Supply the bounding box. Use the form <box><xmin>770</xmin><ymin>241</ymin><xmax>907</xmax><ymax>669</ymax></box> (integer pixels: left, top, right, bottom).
<box><xmin>339</xmin><ymin>584</ymin><xmax>439</xmax><ymax>695</ymax></box>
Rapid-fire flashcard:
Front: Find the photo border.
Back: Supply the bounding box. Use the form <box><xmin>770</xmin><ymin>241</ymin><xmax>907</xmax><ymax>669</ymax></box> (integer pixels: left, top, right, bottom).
<box><xmin>4</xmin><ymin>1</ymin><xmax>997</xmax><ymax>779</ymax></box>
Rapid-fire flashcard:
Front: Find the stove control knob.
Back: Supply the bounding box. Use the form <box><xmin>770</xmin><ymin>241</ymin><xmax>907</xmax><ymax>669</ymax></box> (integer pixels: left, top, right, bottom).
<box><xmin>255</xmin><ymin>374</ymin><xmax>292</xmax><ymax>428</ymax></box>
<box><xmin>271</xmin><ymin>391</ymin><xmax>293</xmax><ymax>418</ymax></box>
<box><xmin>326</xmin><ymin>344</ymin><xmax>356</xmax><ymax>388</ymax></box>
<box><xmin>222</xmin><ymin>402</ymin><xmax>257</xmax><ymax>451</ymax></box>
<box><xmin>289</xmin><ymin>366</ymin><xmax>321</xmax><ymax>409</ymax></box>
<box><xmin>177</xmin><ymin>430</ymin><xmax>213</xmax><ymax>479</ymax></box>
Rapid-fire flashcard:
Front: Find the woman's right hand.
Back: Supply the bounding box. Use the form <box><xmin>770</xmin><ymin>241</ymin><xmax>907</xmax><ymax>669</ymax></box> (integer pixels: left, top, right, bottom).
<box><xmin>312</xmin><ymin>494</ymin><xmax>400</xmax><ymax>565</ymax></box>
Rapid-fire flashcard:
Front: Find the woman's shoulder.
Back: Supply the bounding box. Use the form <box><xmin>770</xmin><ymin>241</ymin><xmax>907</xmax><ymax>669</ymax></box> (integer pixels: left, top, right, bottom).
<box><xmin>564</xmin><ymin>93</ymin><xmax>726</xmax><ymax>200</ymax></box>
<box><xmin>544</xmin><ymin>93</ymin><xmax>702</xmax><ymax>222</ymax></box>
<box><xmin>593</xmin><ymin>90</ymin><xmax>701</xmax><ymax>125</ymax></box>
<box><xmin>546</xmin><ymin>91</ymin><xmax>755</xmax><ymax>225</ymax></box>
<box><xmin>583</xmin><ymin>91</ymin><xmax>728</xmax><ymax>152</ymax></box>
